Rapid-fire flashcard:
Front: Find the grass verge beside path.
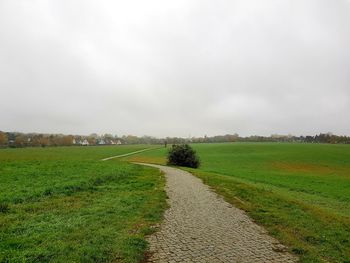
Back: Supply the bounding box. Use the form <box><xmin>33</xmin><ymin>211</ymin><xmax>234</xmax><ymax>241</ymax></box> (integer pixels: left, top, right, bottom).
<box><xmin>0</xmin><ymin>146</ymin><xmax>167</xmax><ymax>263</ymax></box>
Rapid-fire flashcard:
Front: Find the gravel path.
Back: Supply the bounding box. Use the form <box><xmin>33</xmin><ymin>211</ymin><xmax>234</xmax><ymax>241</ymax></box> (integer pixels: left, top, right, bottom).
<box><xmin>139</xmin><ymin>163</ymin><xmax>297</xmax><ymax>263</ymax></box>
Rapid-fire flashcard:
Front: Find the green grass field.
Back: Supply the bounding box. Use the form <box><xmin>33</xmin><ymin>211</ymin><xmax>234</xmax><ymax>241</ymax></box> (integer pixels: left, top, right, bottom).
<box><xmin>127</xmin><ymin>143</ymin><xmax>350</xmax><ymax>263</ymax></box>
<box><xmin>0</xmin><ymin>145</ymin><xmax>166</xmax><ymax>263</ymax></box>
<box><xmin>2</xmin><ymin>143</ymin><xmax>350</xmax><ymax>262</ymax></box>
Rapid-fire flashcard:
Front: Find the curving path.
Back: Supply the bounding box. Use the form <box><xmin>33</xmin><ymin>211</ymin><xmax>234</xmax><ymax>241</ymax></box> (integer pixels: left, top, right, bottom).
<box><xmin>138</xmin><ymin>163</ymin><xmax>297</xmax><ymax>263</ymax></box>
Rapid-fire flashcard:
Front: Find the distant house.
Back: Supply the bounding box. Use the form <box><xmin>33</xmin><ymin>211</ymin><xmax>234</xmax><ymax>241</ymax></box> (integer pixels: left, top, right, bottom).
<box><xmin>72</xmin><ymin>138</ymin><xmax>89</xmax><ymax>146</ymax></box>
<box><xmin>116</xmin><ymin>140</ymin><xmax>122</xmax><ymax>145</ymax></box>
<box><xmin>98</xmin><ymin>139</ymin><xmax>105</xmax><ymax>145</ymax></box>
<box><xmin>81</xmin><ymin>139</ymin><xmax>89</xmax><ymax>146</ymax></box>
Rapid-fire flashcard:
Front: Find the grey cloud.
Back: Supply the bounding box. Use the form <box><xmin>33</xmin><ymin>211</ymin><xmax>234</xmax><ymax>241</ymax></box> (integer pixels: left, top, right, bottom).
<box><xmin>1</xmin><ymin>0</ymin><xmax>349</xmax><ymax>137</ymax></box>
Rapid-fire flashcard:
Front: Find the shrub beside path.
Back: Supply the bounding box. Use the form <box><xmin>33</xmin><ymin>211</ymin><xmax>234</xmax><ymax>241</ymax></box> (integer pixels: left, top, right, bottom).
<box><xmin>138</xmin><ymin>163</ymin><xmax>297</xmax><ymax>263</ymax></box>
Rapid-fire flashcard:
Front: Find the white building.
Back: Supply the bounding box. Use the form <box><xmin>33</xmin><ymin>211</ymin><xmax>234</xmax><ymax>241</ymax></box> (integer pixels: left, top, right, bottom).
<box><xmin>81</xmin><ymin>139</ymin><xmax>89</xmax><ymax>146</ymax></box>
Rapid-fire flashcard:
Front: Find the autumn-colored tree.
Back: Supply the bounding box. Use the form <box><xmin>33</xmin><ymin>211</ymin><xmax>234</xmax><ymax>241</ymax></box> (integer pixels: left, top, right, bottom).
<box><xmin>87</xmin><ymin>136</ymin><xmax>96</xmax><ymax>145</ymax></box>
<box><xmin>15</xmin><ymin>135</ymin><xmax>26</xmax><ymax>147</ymax></box>
<box><xmin>31</xmin><ymin>135</ymin><xmax>41</xmax><ymax>147</ymax></box>
<box><xmin>0</xmin><ymin>132</ymin><xmax>8</xmax><ymax>146</ymax></box>
<box><xmin>62</xmin><ymin>135</ymin><xmax>74</xmax><ymax>146</ymax></box>
<box><xmin>39</xmin><ymin>137</ymin><xmax>50</xmax><ymax>147</ymax></box>
<box><xmin>32</xmin><ymin>135</ymin><xmax>49</xmax><ymax>147</ymax></box>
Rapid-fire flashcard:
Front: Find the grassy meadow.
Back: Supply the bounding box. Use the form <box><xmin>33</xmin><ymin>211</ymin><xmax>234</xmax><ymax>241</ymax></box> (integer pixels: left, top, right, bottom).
<box><xmin>127</xmin><ymin>143</ymin><xmax>350</xmax><ymax>263</ymax></box>
<box><xmin>0</xmin><ymin>145</ymin><xmax>166</xmax><ymax>263</ymax></box>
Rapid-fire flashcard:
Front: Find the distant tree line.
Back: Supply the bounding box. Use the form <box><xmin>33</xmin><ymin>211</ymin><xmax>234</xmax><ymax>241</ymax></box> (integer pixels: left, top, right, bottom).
<box><xmin>235</xmin><ymin>133</ymin><xmax>350</xmax><ymax>144</ymax></box>
<box><xmin>168</xmin><ymin>133</ymin><xmax>350</xmax><ymax>144</ymax></box>
<box><xmin>0</xmin><ymin>131</ymin><xmax>349</xmax><ymax>148</ymax></box>
<box><xmin>191</xmin><ymin>133</ymin><xmax>350</xmax><ymax>144</ymax></box>
<box><xmin>0</xmin><ymin>132</ymin><xmax>122</xmax><ymax>148</ymax></box>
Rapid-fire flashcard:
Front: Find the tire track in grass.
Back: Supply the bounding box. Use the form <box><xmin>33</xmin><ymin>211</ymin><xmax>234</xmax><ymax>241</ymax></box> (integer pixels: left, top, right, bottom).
<box><xmin>101</xmin><ymin>148</ymin><xmax>159</xmax><ymax>161</ymax></box>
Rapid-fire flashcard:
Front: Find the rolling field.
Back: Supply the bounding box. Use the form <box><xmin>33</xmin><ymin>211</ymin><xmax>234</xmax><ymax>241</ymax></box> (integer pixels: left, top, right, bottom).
<box><xmin>127</xmin><ymin>143</ymin><xmax>350</xmax><ymax>262</ymax></box>
<box><xmin>0</xmin><ymin>145</ymin><xmax>166</xmax><ymax>263</ymax></box>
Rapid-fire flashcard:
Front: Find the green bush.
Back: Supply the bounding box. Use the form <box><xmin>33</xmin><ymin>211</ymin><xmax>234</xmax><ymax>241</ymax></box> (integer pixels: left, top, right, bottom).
<box><xmin>167</xmin><ymin>144</ymin><xmax>200</xmax><ymax>168</ymax></box>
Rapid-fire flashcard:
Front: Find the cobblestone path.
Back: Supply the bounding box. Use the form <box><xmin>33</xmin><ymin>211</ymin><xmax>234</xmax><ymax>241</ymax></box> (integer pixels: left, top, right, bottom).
<box><xmin>140</xmin><ymin>164</ymin><xmax>298</xmax><ymax>263</ymax></box>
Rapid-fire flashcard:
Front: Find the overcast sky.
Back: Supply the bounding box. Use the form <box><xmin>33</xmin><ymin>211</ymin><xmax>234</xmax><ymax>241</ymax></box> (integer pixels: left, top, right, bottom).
<box><xmin>1</xmin><ymin>0</ymin><xmax>349</xmax><ymax>137</ymax></box>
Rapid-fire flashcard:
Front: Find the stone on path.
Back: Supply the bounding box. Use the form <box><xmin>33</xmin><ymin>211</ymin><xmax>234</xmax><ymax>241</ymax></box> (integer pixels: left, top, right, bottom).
<box><xmin>140</xmin><ymin>164</ymin><xmax>298</xmax><ymax>263</ymax></box>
